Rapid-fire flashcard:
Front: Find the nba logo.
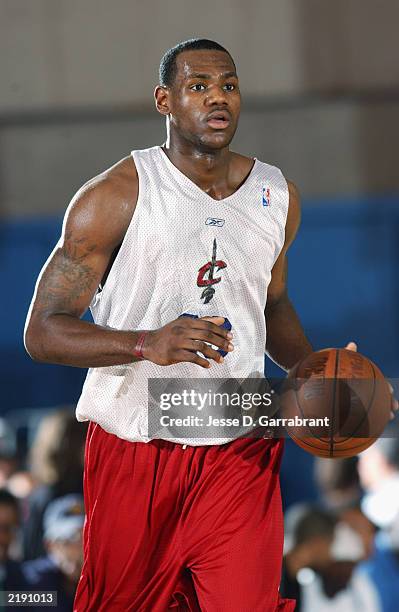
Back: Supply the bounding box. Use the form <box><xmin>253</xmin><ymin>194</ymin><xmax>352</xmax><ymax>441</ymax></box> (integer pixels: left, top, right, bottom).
<box><xmin>262</xmin><ymin>187</ymin><xmax>271</xmax><ymax>207</ymax></box>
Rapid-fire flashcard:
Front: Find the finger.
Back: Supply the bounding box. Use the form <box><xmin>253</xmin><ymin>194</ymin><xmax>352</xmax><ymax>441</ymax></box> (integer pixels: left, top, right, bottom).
<box><xmin>191</xmin><ymin>318</ymin><xmax>233</xmax><ymax>340</ymax></box>
<box><xmin>176</xmin><ymin>349</ymin><xmax>211</xmax><ymax>369</ymax></box>
<box><xmin>345</xmin><ymin>342</ymin><xmax>358</xmax><ymax>352</ymax></box>
<box><xmin>201</xmin><ymin>316</ymin><xmax>225</xmax><ymax>325</ymax></box>
<box><xmin>179</xmin><ymin>316</ymin><xmax>227</xmax><ymax>334</ymax></box>
<box><xmin>185</xmin><ymin>329</ymin><xmax>233</xmax><ymax>352</ymax></box>
<box><xmin>183</xmin><ymin>340</ymin><xmax>225</xmax><ymax>364</ymax></box>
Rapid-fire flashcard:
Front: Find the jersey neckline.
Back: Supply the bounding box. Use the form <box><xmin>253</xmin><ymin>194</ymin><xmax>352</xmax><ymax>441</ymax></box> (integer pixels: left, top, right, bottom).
<box><xmin>157</xmin><ymin>146</ymin><xmax>258</xmax><ymax>204</ymax></box>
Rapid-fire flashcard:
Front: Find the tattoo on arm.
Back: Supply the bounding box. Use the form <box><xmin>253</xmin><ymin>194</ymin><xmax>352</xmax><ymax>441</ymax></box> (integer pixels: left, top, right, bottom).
<box><xmin>36</xmin><ymin>232</ymin><xmax>99</xmax><ymax>316</ymax></box>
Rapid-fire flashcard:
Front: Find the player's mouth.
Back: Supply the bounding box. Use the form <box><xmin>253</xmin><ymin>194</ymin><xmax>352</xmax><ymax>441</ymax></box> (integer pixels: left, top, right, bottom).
<box><xmin>206</xmin><ymin>110</ymin><xmax>231</xmax><ymax>129</ymax></box>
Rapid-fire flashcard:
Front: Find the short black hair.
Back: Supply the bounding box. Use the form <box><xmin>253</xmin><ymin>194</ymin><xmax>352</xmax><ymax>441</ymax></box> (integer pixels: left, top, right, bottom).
<box><xmin>159</xmin><ymin>38</ymin><xmax>236</xmax><ymax>87</ymax></box>
<box><xmin>285</xmin><ymin>504</ymin><xmax>336</xmax><ymax>548</ymax></box>
<box><xmin>0</xmin><ymin>488</ymin><xmax>19</xmax><ymax>518</ymax></box>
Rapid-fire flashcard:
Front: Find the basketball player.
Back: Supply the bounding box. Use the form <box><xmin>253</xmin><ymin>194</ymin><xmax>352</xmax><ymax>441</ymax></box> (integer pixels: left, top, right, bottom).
<box><xmin>24</xmin><ymin>39</ymin><xmax>397</xmax><ymax>611</ymax></box>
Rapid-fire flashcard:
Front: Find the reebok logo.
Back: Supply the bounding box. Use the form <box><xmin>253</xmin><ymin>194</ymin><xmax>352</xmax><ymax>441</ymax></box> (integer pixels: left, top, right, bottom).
<box><xmin>205</xmin><ymin>218</ymin><xmax>225</xmax><ymax>227</ymax></box>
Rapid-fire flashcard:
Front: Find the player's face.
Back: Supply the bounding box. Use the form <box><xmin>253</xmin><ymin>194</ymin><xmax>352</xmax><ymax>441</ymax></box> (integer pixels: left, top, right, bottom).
<box><xmin>0</xmin><ymin>505</ymin><xmax>18</xmax><ymax>563</ymax></box>
<box><xmin>167</xmin><ymin>50</ymin><xmax>241</xmax><ymax>150</ymax></box>
<box><xmin>47</xmin><ymin>528</ymin><xmax>83</xmax><ymax>580</ymax></box>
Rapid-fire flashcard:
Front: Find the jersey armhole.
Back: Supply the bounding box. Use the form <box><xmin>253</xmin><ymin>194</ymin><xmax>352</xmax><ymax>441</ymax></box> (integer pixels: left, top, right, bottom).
<box><xmin>90</xmin><ymin>151</ymin><xmax>145</xmax><ymax>313</ymax></box>
<box><xmin>270</xmin><ymin>167</ymin><xmax>290</xmax><ymax>267</ymax></box>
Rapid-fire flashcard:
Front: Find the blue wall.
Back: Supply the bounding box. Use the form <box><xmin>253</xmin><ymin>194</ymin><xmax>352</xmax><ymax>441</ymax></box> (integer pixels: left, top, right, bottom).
<box><xmin>1</xmin><ymin>196</ymin><xmax>398</xmax><ymax>413</ymax></box>
<box><xmin>0</xmin><ymin>218</ymin><xmax>87</xmax><ymax>411</ymax></box>
<box><xmin>267</xmin><ymin>196</ymin><xmax>399</xmax><ymax>377</ymax></box>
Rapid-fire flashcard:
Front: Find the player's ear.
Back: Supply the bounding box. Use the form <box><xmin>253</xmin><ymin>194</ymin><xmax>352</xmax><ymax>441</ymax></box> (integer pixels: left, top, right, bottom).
<box><xmin>154</xmin><ymin>85</ymin><xmax>170</xmax><ymax>116</ymax></box>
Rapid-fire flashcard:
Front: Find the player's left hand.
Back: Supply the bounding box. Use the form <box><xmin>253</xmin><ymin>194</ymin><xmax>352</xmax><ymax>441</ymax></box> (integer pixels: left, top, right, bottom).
<box><xmin>345</xmin><ymin>340</ymin><xmax>399</xmax><ymax>420</ymax></box>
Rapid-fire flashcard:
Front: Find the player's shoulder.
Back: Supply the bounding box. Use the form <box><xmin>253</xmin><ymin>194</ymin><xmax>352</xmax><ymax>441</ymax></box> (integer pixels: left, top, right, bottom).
<box><xmin>76</xmin><ymin>155</ymin><xmax>138</xmax><ymax>207</ymax></box>
<box><xmin>68</xmin><ymin>155</ymin><xmax>137</xmax><ymax>222</ymax></box>
<box><xmin>286</xmin><ymin>179</ymin><xmax>300</xmax><ymax>201</ymax></box>
<box><xmin>285</xmin><ymin>180</ymin><xmax>301</xmax><ymax>219</ymax></box>
<box><xmin>284</xmin><ymin>180</ymin><xmax>301</xmax><ymax>243</ymax></box>
<box><xmin>63</xmin><ymin>155</ymin><xmax>138</xmax><ymax>244</ymax></box>
<box><xmin>236</xmin><ymin>151</ymin><xmax>281</xmax><ymax>174</ymax></box>
<box><xmin>234</xmin><ymin>151</ymin><xmax>290</xmax><ymax>187</ymax></box>
<box><xmin>231</xmin><ymin>151</ymin><xmax>256</xmax><ymax>172</ymax></box>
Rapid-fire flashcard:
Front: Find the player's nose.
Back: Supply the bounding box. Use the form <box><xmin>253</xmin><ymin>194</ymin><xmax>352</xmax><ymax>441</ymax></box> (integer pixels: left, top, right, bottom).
<box><xmin>205</xmin><ymin>85</ymin><xmax>228</xmax><ymax>106</ymax></box>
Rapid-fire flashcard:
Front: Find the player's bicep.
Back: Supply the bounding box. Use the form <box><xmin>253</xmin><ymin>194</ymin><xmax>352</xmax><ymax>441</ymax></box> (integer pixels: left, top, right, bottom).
<box><xmin>29</xmin><ymin>184</ymin><xmax>130</xmax><ymax>320</ymax></box>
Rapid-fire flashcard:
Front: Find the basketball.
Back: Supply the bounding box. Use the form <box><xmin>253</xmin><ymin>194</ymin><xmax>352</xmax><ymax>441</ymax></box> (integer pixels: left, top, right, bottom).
<box><xmin>279</xmin><ymin>348</ymin><xmax>392</xmax><ymax>458</ymax></box>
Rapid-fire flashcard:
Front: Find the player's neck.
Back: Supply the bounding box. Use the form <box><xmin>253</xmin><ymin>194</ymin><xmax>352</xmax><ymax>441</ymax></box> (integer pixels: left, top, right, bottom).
<box><xmin>163</xmin><ymin>133</ymin><xmax>233</xmax><ymax>189</ymax></box>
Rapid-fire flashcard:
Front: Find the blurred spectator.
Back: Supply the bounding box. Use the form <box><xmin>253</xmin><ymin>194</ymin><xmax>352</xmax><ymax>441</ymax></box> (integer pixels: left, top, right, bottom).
<box><xmin>314</xmin><ymin>455</ymin><xmax>375</xmax><ymax>559</ymax></box>
<box><xmin>7</xmin><ymin>471</ymin><xmax>36</xmax><ymax>501</ymax></box>
<box><xmin>0</xmin><ymin>418</ymin><xmax>18</xmax><ymax>489</ymax></box>
<box><xmin>280</xmin><ymin>503</ymin><xmax>379</xmax><ymax>611</ymax></box>
<box><xmin>314</xmin><ymin>456</ymin><xmax>361</xmax><ymax>511</ymax></box>
<box><xmin>356</xmin><ymin>435</ymin><xmax>399</xmax><ymax>612</ymax></box>
<box><xmin>23</xmin><ymin>409</ymin><xmax>87</xmax><ymax>560</ymax></box>
<box><xmin>23</xmin><ymin>494</ymin><xmax>84</xmax><ymax>611</ymax></box>
<box><xmin>0</xmin><ymin>489</ymin><xmax>27</xmax><ymax>589</ymax></box>
<box><xmin>358</xmin><ymin>436</ymin><xmax>399</xmax><ymax>530</ymax></box>
<box><xmin>280</xmin><ymin>504</ymin><xmax>337</xmax><ymax>608</ymax></box>
<box><xmin>333</xmin><ymin>505</ymin><xmax>375</xmax><ymax>560</ymax></box>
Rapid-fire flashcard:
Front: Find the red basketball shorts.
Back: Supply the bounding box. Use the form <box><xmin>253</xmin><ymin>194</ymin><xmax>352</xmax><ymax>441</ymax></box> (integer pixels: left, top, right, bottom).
<box><xmin>74</xmin><ymin>423</ymin><xmax>296</xmax><ymax>611</ymax></box>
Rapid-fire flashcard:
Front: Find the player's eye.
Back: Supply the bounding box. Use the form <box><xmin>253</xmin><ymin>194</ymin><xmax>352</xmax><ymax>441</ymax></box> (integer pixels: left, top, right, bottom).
<box><xmin>190</xmin><ymin>83</ymin><xmax>206</xmax><ymax>92</ymax></box>
<box><xmin>224</xmin><ymin>83</ymin><xmax>236</xmax><ymax>91</ymax></box>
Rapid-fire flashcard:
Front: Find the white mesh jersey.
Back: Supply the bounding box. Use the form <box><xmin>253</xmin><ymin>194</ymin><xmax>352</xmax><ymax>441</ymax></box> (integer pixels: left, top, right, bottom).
<box><xmin>76</xmin><ymin>145</ymin><xmax>289</xmax><ymax>445</ymax></box>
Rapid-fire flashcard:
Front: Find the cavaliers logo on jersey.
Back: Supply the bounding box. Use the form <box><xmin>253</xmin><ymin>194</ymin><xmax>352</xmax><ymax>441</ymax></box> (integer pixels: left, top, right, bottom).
<box><xmin>197</xmin><ymin>238</ymin><xmax>227</xmax><ymax>304</ymax></box>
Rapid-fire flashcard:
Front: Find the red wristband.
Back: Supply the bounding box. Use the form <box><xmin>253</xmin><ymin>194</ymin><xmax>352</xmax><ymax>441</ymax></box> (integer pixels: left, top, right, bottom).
<box><xmin>132</xmin><ymin>331</ymin><xmax>148</xmax><ymax>360</ymax></box>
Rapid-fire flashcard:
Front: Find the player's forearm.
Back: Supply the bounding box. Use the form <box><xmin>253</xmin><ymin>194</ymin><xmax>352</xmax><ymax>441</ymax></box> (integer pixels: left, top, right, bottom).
<box><xmin>24</xmin><ymin>314</ymin><xmax>143</xmax><ymax>368</ymax></box>
<box><xmin>265</xmin><ymin>294</ymin><xmax>313</xmax><ymax>371</ymax></box>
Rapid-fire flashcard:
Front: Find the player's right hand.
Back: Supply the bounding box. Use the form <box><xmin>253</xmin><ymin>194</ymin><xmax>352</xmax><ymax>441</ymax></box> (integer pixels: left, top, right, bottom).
<box><xmin>142</xmin><ymin>316</ymin><xmax>234</xmax><ymax>368</ymax></box>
